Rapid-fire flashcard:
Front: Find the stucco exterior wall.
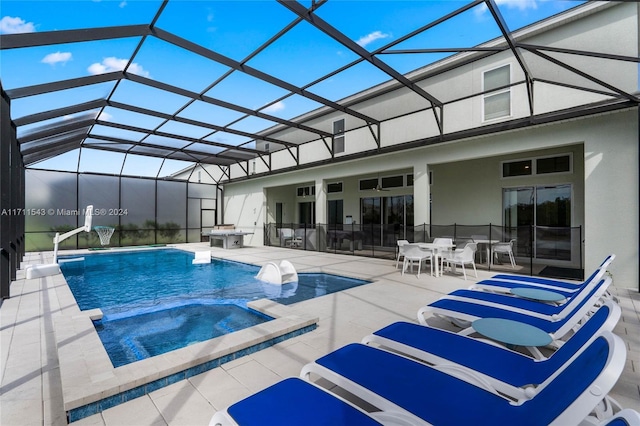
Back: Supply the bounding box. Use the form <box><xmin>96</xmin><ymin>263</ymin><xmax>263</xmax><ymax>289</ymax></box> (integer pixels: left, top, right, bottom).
<box><xmin>223</xmin><ymin>108</ymin><xmax>638</xmax><ymax>288</ymax></box>
<box><xmin>583</xmin><ymin>109</ymin><xmax>639</xmax><ymax>289</ymax></box>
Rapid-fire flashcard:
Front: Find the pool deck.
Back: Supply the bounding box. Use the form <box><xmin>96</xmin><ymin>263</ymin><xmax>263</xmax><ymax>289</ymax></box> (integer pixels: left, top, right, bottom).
<box><xmin>1</xmin><ymin>243</ymin><xmax>639</xmax><ymax>425</ymax></box>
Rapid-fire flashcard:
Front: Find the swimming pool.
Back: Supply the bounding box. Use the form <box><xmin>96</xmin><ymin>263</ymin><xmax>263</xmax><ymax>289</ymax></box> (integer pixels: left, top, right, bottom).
<box><xmin>59</xmin><ymin>248</ymin><xmax>369</xmax><ymax>366</ymax></box>
<box><xmin>95</xmin><ymin>303</ymin><xmax>273</xmax><ymax>367</ymax></box>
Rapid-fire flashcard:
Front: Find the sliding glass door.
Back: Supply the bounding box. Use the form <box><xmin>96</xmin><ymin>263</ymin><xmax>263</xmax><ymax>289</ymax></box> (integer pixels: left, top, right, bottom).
<box><xmin>503</xmin><ymin>184</ymin><xmax>572</xmax><ymax>260</ymax></box>
<box><xmin>361</xmin><ymin>195</ymin><xmax>414</xmax><ymax>247</ymax></box>
<box><xmin>299</xmin><ymin>201</ymin><xmax>315</xmax><ymax>225</ymax></box>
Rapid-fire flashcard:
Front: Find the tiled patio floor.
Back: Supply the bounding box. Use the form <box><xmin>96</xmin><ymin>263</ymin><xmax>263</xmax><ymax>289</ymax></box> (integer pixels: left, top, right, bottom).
<box><xmin>1</xmin><ymin>243</ymin><xmax>638</xmax><ymax>425</ymax></box>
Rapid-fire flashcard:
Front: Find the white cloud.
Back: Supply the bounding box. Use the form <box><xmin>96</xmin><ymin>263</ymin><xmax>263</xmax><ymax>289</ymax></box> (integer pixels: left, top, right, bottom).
<box><xmin>262</xmin><ymin>101</ymin><xmax>285</xmax><ymax>113</ymax></box>
<box><xmin>475</xmin><ymin>0</ymin><xmax>538</xmax><ymax>17</ymax></box>
<box><xmin>356</xmin><ymin>30</ymin><xmax>391</xmax><ymax>48</ymax></box>
<box><xmin>205</xmin><ymin>9</ymin><xmax>216</xmax><ymax>32</ymax></box>
<box><xmin>0</xmin><ymin>16</ymin><xmax>36</xmax><ymax>34</ymax></box>
<box><xmin>41</xmin><ymin>51</ymin><xmax>72</xmax><ymax>65</ymax></box>
<box><xmin>87</xmin><ymin>57</ymin><xmax>150</xmax><ymax>77</ymax></box>
<box><xmin>119</xmin><ymin>1</ymin><xmax>127</xmax><ymax>8</ymax></box>
<box><xmin>501</xmin><ymin>0</ymin><xmax>538</xmax><ymax>11</ymax></box>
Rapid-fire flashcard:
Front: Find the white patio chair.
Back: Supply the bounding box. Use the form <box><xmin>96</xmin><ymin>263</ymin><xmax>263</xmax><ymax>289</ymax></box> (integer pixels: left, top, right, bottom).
<box><xmin>292</xmin><ymin>229</ymin><xmax>305</xmax><ymax>248</ymax></box>
<box><xmin>280</xmin><ymin>228</ymin><xmax>302</xmax><ymax>247</ymax></box>
<box><xmin>402</xmin><ymin>244</ymin><xmax>434</xmax><ymax>277</ymax></box>
<box><xmin>442</xmin><ymin>243</ymin><xmax>477</xmax><ymax>280</ymax></box>
<box><xmin>280</xmin><ymin>228</ymin><xmax>293</xmax><ymax>246</ymax></box>
<box><xmin>454</xmin><ymin>238</ymin><xmax>474</xmax><ymax>249</ymax></box>
<box><xmin>492</xmin><ymin>239</ymin><xmax>516</xmax><ymax>268</ymax></box>
<box><xmin>395</xmin><ymin>240</ymin><xmax>409</xmax><ymax>269</ymax></box>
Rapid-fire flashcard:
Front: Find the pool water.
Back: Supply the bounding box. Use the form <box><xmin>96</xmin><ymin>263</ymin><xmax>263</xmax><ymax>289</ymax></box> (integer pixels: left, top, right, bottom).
<box><xmin>94</xmin><ymin>303</ymin><xmax>272</xmax><ymax>367</ymax></box>
<box><xmin>59</xmin><ymin>249</ymin><xmax>369</xmax><ymax>366</ymax></box>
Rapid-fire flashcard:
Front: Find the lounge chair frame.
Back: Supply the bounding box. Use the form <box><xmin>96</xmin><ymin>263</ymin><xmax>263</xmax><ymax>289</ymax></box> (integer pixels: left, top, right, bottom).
<box><xmin>300</xmin><ymin>332</ymin><xmax>626</xmax><ymax>426</ymax></box>
<box><xmin>362</xmin><ymin>300</ymin><xmax>620</xmax><ymax>403</ymax></box>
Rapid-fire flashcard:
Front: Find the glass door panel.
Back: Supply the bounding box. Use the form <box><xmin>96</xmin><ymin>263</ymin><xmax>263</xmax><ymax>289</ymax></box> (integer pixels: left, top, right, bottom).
<box><xmin>405</xmin><ymin>195</ymin><xmax>414</xmax><ymax>241</ymax></box>
<box><xmin>276</xmin><ymin>202</ymin><xmax>283</xmax><ymax>225</ymax></box>
<box><xmin>383</xmin><ymin>196</ymin><xmax>405</xmax><ymax>246</ymax></box>
<box><xmin>361</xmin><ymin>197</ymin><xmax>381</xmax><ymax>247</ymax></box>
<box><xmin>328</xmin><ymin>200</ymin><xmax>343</xmax><ymax>225</ymax></box>
<box><xmin>405</xmin><ymin>195</ymin><xmax>414</xmax><ymax>228</ymax></box>
<box><xmin>503</xmin><ymin>187</ymin><xmax>534</xmax><ymax>257</ymax></box>
<box><xmin>536</xmin><ymin>185</ymin><xmax>571</xmax><ymax>227</ymax></box>
<box><xmin>327</xmin><ymin>199</ymin><xmax>344</xmax><ymax>250</ymax></box>
<box><xmin>535</xmin><ymin>184</ymin><xmax>571</xmax><ymax>260</ymax></box>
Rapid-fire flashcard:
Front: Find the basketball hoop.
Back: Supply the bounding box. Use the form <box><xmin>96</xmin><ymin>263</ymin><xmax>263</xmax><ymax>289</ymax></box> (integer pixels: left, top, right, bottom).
<box><xmin>94</xmin><ymin>226</ymin><xmax>115</xmax><ymax>246</ymax></box>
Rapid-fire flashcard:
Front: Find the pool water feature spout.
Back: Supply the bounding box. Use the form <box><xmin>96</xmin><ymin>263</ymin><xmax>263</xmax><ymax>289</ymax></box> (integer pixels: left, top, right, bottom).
<box><xmin>256</xmin><ymin>260</ymin><xmax>298</xmax><ymax>285</ymax></box>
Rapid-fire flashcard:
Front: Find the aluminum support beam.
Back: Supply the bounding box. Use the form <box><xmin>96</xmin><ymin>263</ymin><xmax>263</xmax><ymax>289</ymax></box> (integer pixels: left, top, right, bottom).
<box><xmin>152</xmin><ymin>28</ymin><xmax>380</xmax><ymax>126</ymax></box>
<box><xmin>485</xmin><ymin>0</ymin><xmax>535</xmax><ymax>116</ymax></box>
<box><xmin>0</xmin><ymin>25</ymin><xmax>150</xmax><ymax>50</ymax></box>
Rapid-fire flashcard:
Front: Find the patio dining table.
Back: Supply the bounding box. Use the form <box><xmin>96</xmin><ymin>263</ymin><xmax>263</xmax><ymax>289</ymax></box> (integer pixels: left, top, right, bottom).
<box><xmin>418</xmin><ymin>242</ymin><xmax>455</xmax><ymax>277</ymax></box>
<box><xmin>472</xmin><ymin>239</ymin><xmax>500</xmax><ymax>266</ymax></box>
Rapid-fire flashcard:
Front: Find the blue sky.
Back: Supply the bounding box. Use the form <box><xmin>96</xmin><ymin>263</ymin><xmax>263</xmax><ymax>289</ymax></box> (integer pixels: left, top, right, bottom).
<box><xmin>1</xmin><ymin>0</ymin><xmax>585</xmax><ymax>175</ymax></box>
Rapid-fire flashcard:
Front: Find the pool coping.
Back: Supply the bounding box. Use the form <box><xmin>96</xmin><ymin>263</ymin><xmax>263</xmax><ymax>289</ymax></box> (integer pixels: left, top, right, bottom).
<box><xmin>50</xmin><ymin>255</ymin><xmax>319</xmax><ymax>422</ymax></box>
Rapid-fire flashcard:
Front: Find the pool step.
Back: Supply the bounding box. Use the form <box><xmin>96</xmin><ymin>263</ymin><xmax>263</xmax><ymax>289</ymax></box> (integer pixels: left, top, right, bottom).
<box><xmin>122</xmin><ymin>337</ymin><xmax>150</xmax><ymax>361</ymax></box>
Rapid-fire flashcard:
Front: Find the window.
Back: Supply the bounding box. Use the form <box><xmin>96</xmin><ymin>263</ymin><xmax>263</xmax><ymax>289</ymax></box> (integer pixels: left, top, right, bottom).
<box><xmin>381</xmin><ymin>175</ymin><xmax>403</xmax><ymax>189</ymax></box>
<box><xmin>537</xmin><ymin>155</ymin><xmax>571</xmax><ymax>174</ymax></box>
<box><xmin>483</xmin><ymin>64</ymin><xmax>510</xmax><ymax>121</ymax></box>
<box><xmin>359</xmin><ymin>178</ymin><xmax>378</xmax><ymax>191</ymax></box>
<box><xmin>502</xmin><ymin>154</ymin><xmax>572</xmax><ymax>178</ymax></box>
<box><xmin>360</xmin><ymin>175</ymin><xmax>413</xmax><ymax>191</ymax></box>
<box><xmin>296</xmin><ymin>185</ymin><xmax>315</xmax><ymax>197</ymax></box>
<box><xmin>327</xmin><ymin>182</ymin><xmax>343</xmax><ymax>193</ymax></box>
<box><xmin>503</xmin><ymin>160</ymin><xmax>532</xmax><ymax>177</ymax></box>
<box><xmin>333</xmin><ymin>119</ymin><xmax>345</xmax><ymax>154</ymax></box>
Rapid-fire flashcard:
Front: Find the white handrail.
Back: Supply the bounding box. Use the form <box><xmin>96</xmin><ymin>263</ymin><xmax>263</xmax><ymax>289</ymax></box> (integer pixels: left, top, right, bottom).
<box><xmin>53</xmin><ymin>205</ymin><xmax>93</xmax><ymax>263</ymax></box>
